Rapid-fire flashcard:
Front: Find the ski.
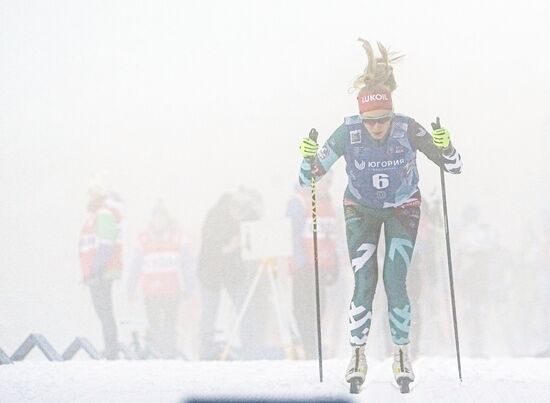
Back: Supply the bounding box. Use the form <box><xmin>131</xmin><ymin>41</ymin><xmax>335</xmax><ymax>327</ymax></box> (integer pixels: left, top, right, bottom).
<box><xmin>348</xmin><ymin>377</ymin><xmax>363</xmax><ymax>394</ymax></box>
<box><xmin>345</xmin><ymin>345</ymin><xmax>368</xmax><ymax>394</ymax></box>
<box><xmin>397</xmin><ymin>377</ymin><xmax>412</xmax><ymax>394</ymax></box>
<box><xmin>391</xmin><ymin>377</ymin><xmax>418</xmax><ymax>394</ymax></box>
<box><xmin>391</xmin><ymin>345</ymin><xmax>415</xmax><ymax>393</ymax></box>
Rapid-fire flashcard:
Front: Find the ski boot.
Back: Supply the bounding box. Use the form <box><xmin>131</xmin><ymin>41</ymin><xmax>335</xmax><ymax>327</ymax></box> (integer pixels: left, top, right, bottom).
<box><xmin>392</xmin><ymin>344</ymin><xmax>415</xmax><ymax>393</ymax></box>
<box><xmin>345</xmin><ymin>345</ymin><xmax>367</xmax><ymax>394</ymax></box>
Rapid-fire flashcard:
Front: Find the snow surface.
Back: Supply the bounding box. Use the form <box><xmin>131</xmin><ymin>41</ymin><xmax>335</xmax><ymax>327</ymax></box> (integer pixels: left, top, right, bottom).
<box><xmin>1</xmin><ymin>357</ymin><xmax>550</xmax><ymax>403</ymax></box>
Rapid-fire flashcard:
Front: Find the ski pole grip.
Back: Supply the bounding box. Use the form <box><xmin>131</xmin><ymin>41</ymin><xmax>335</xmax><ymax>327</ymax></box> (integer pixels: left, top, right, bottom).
<box><xmin>309</xmin><ymin>128</ymin><xmax>318</xmax><ymax>142</ymax></box>
<box><xmin>431</xmin><ymin>117</ymin><xmax>441</xmax><ymax>131</ymax></box>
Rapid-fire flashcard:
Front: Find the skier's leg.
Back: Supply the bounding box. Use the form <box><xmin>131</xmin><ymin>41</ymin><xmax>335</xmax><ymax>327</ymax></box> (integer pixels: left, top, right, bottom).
<box><xmin>344</xmin><ymin>201</ymin><xmax>383</xmax><ymax>386</ymax></box>
<box><xmin>345</xmin><ymin>201</ymin><xmax>383</xmax><ymax>347</ymax></box>
<box><xmin>382</xmin><ymin>204</ymin><xmax>420</xmax><ymax>346</ymax></box>
<box><xmin>382</xmin><ymin>204</ymin><xmax>420</xmax><ymax>385</ymax></box>
<box><xmin>344</xmin><ymin>200</ymin><xmax>382</xmax><ymax>393</ymax></box>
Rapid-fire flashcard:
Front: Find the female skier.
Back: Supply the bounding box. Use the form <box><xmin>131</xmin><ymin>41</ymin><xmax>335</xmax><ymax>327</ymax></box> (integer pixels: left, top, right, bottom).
<box><xmin>297</xmin><ymin>39</ymin><xmax>462</xmax><ymax>393</ymax></box>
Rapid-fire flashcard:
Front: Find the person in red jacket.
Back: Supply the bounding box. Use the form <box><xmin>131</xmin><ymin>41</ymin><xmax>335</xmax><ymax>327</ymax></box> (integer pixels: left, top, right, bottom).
<box><xmin>128</xmin><ymin>202</ymin><xmax>195</xmax><ymax>358</ymax></box>
<box><xmin>79</xmin><ymin>177</ymin><xmax>124</xmax><ymax>359</ymax></box>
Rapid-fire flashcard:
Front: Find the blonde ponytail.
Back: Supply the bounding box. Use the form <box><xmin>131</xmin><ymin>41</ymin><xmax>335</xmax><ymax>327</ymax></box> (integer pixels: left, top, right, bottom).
<box><xmin>352</xmin><ymin>39</ymin><xmax>403</xmax><ymax>92</ymax></box>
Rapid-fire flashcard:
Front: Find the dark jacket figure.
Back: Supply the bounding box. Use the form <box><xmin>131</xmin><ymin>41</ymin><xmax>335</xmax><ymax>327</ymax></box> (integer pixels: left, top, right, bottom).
<box><xmin>197</xmin><ymin>190</ymin><xmax>264</xmax><ymax>359</ymax></box>
<box><xmin>79</xmin><ymin>183</ymin><xmax>123</xmax><ymax>359</ymax></box>
<box><xmin>128</xmin><ymin>204</ymin><xmax>194</xmax><ymax>358</ymax></box>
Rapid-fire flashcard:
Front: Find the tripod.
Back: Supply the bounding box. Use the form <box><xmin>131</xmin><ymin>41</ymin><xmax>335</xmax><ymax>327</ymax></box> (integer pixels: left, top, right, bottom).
<box><xmin>219</xmin><ymin>258</ymin><xmax>303</xmax><ymax>360</ymax></box>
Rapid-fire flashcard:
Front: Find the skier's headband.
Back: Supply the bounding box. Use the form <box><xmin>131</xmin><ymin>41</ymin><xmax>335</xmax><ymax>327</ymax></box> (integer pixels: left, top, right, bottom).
<box><xmin>357</xmin><ymin>87</ymin><xmax>393</xmax><ymax>115</ymax></box>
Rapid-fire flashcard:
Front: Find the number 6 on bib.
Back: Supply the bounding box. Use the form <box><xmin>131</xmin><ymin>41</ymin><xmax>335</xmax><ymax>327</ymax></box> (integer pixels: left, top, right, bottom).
<box><xmin>372</xmin><ymin>173</ymin><xmax>389</xmax><ymax>190</ymax></box>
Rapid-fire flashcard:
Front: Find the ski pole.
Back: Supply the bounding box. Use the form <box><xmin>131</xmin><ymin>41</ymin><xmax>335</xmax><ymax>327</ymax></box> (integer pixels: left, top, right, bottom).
<box><xmin>431</xmin><ymin>117</ymin><xmax>463</xmax><ymax>382</ymax></box>
<box><xmin>307</xmin><ymin>128</ymin><xmax>323</xmax><ymax>383</ymax></box>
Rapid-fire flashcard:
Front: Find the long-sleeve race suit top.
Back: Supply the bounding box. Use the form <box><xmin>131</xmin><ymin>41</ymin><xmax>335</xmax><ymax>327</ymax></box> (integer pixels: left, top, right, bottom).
<box><xmin>299</xmin><ymin>114</ymin><xmax>462</xmax><ymax>209</ymax></box>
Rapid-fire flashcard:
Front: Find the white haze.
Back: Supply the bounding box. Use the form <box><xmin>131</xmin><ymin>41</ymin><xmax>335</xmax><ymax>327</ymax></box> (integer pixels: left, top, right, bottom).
<box><xmin>1</xmin><ymin>0</ymin><xmax>549</xmax><ymax>358</ymax></box>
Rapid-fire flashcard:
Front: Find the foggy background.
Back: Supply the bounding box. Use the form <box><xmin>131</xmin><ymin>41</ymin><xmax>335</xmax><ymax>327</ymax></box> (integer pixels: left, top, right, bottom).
<box><xmin>1</xmin><ymin>0</ymin><xmax>549</xmax><ymax>359</ymax></box>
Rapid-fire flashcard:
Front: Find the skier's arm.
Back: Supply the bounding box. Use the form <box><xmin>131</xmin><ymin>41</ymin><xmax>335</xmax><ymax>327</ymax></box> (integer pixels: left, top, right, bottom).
<box><xmin>408</xmin><ymin>119</ymin><xmax>462</xmax><ymax>174</ymax></box>
<box><xmin>298</xmin><ymin>124</ymin><xmax>347</xmax><ymax>186</ymax></box>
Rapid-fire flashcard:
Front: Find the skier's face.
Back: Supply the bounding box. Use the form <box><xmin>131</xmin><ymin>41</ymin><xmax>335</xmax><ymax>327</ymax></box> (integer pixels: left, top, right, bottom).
<box><xmin>362</xmin><ymin>110</ymin><xmax>393</xmax><ymax>140</ymax></box>
<box><xmin>151</xmin><ymin>210</ymin><xmax>170</xmax><ymax>232</ymax></box>
<box><xmin>87</xmin><ymin>192</ymin><xmax>105</xmax><ymax>212</ymax></box>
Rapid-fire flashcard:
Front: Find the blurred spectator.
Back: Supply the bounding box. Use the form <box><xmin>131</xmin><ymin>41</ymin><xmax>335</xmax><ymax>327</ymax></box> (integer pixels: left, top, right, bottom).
<box><xmin>197</xmin><ymin>189</ymin><xmax>265</xmax><ymax>360</ymax></box>
<box><xmin>233</xmin><ymin>186</ymin><xmax>270</xmax><ymax>358</ymax></box>
<box><xmin>128</xmin><ymin>202</ymin><xmax>195</xmax><ymax>359</ymax></box>
<box><xmin>197</xmin><ymin>193</ymin><xmax>246</xmax><ymax>359</ymax></box>
<box><xmin>234</xmin><ymin>186</ymin><xmax>264</xmax><ymax>221</ymax></box>
<box><xmin>78</xmin><ymin>175</ymin><xmax>124</xmax><ymax>359</ymax></box>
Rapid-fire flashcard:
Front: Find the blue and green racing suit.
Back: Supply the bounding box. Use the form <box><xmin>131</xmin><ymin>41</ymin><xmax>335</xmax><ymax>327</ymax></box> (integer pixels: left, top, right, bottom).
<box><xmin>298</xmin><ymin>113</ymin><xmax>462</xmax><ymax>346</ymax></box>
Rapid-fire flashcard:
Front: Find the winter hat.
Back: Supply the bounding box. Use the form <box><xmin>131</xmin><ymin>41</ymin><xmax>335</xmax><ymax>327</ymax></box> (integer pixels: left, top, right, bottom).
<box><xmin>88</xmin><ymin>173</ymin><xmax>109</xmax><ymax>196</ymax></box>
<box><xmin>357</xmin><ymin>86</ymin><xmax>393</xmax><ymax>115</ymax></box>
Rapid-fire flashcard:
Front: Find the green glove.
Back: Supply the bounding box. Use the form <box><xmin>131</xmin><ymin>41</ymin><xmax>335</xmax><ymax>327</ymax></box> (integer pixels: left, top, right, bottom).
<box><xmin>299</xmin><ymin>137</ymin><xmax>318</xmax><ymax>158</ymax></box>
<box><xmin>432</xmin><ymin>127</ymin><xmax>451</xmax><ymax>149</ymax></box>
